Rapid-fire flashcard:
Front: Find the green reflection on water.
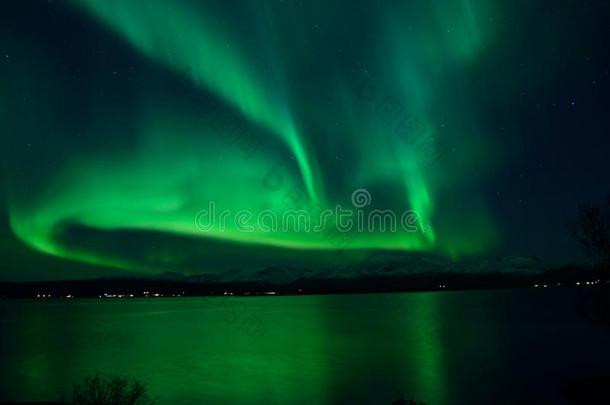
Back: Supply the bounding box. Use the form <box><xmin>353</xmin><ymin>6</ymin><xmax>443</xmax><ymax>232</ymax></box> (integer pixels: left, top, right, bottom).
<box><xmin>0</xmin><ymin>294</ymin><xmax>450</xmax><ymax>404</ymax></box>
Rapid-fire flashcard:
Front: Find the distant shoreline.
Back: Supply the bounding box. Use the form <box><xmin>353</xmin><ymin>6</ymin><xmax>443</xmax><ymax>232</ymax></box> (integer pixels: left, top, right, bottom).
<box><xmin>0</xmin><ymin>266</ymin><xmax>605</xmax><ymax>300</ymax></box>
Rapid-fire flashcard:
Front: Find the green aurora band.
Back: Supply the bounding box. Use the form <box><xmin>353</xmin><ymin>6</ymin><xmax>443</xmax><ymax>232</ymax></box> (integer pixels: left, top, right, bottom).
<box><xmin>4</xmin><ymin>0</ymin><xmax>497</xmax><ymax>275</ymax></box>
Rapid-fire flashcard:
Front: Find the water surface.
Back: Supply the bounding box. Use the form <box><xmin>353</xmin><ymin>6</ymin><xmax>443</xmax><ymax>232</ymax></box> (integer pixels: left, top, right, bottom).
<box><xmin>0</xmin><ymin>289</ymin><xmax>608</xmax><ymax>404</ymax></box>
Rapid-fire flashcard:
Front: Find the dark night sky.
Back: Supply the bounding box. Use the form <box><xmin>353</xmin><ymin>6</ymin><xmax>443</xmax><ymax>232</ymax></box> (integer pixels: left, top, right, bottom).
<box><xmin>1</xmin><ymin>0</ymin><xmax>609</xmax><ymax>281</ymax></box>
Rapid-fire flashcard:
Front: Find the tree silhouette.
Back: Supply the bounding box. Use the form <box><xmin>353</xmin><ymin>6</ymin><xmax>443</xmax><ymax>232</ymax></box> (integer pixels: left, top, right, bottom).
<box><xmin>392</xmin><ymin>391</ymin><xmax>427</xmax><ymax>405</ymax></box>
<box><xmin>72</xmin><ymin>374</ymin><xmax>157</xmax><ymax>405</ymax></box>
<box><xmin>569</xmin><ymin>195</ymin><xmax>610</xmax><ymax>278</ymax></box>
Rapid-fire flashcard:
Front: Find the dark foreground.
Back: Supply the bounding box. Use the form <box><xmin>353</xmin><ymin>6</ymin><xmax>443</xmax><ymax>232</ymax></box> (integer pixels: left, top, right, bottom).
<box><xmin>0</xmin><ymin>288</ymin><xmax>609</xmax><ymax>404</ymax></box>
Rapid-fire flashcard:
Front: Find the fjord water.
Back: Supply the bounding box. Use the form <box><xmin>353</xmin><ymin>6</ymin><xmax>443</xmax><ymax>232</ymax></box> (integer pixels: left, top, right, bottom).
<box><xmin>0</xmin><ymin>289</ymin><xmax>608</xmax><ymax>404</ymax></box>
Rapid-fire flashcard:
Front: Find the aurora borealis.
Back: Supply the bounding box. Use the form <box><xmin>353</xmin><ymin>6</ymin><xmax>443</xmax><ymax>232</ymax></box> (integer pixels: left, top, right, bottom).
<box><xmin>1</xmin><ymin>0</ymin><xmax>610</xmax><ymax>280</ymax></box>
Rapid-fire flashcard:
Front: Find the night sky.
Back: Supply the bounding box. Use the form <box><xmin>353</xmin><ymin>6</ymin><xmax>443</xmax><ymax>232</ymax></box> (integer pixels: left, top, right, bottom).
<box><xmin>1</xmin><ymin>0</ymin><xmax>609</xmax><ymax>281</ymax></box>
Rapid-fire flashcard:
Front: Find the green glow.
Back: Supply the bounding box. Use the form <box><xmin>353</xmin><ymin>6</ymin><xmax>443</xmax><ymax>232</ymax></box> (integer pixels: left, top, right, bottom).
<box><xmin>68</xmin><ymin>0</ymin><xmax>323</xmax><ymax>203</ymax></box>
<box><xmin>4</xmin><ymin>0</ymin><xmax>498</xmax><ymax>275</ymax></box>
<box><xmin>0</xmin><ymin>294</ymin><xmax>460</xmax><ymax>404</ymax></box>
